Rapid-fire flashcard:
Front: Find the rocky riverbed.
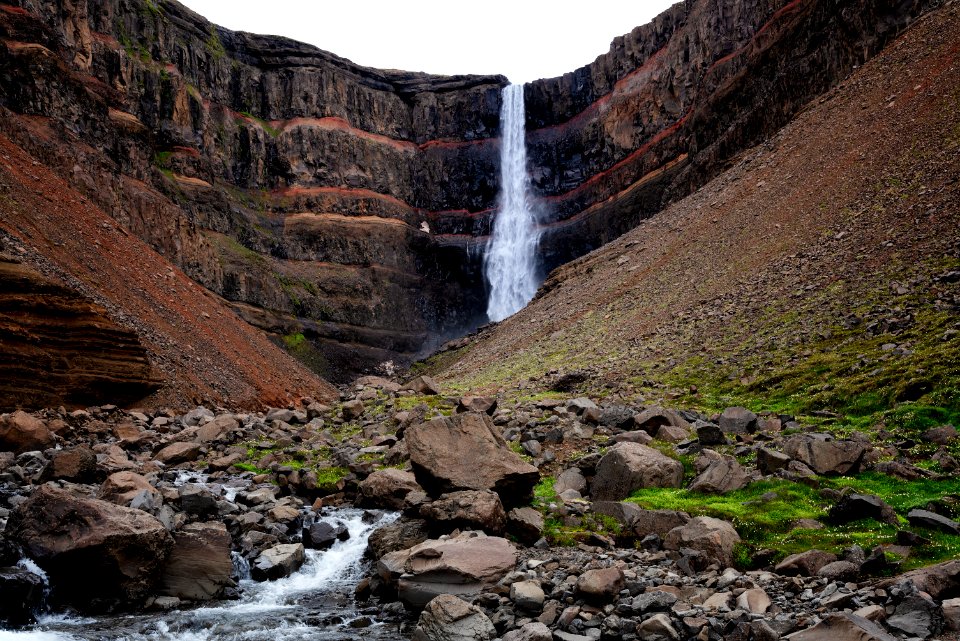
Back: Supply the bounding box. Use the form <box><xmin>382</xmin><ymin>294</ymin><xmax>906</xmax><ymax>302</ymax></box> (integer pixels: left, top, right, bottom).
<box><xmin>0</xmin><ymin>376</ymin><xmax>959</xmax><ymax>640</ymax></box>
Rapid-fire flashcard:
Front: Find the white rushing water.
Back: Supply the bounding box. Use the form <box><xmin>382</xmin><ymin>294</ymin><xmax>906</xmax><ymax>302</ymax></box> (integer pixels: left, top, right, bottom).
<box><xmin>484</xmin><ymin>83</ymin><xmax>541</xmax><ymax>322</ymax></box>
<box><xmin>4</xmin><ymin>508</ymin><xmax>399</xmax><ymax>641</ymax></box>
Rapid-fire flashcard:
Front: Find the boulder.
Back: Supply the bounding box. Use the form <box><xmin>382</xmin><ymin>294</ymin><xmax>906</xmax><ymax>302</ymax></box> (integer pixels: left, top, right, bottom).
<box><xmin>775</xmin><ymin>550</ymin><xmax>838</xmax><ymax>576</ymax></box>
<box><xmin>0</xmin><ymin>411</ymin><xmax>54</xmax><ymax>454</ymax></box>
<box><xmin>636</xmin><ymin>612</ymin><xmax>680</xmax><ymax>641</ymax></box>
<box><xmin>503</xmin><ymin>622</ymin><xmax>552</xmax><ymax>641</ymax></box>
<box><xmin>154</xmin><ymin>442</ymin><xmax>202</xmax><ymax>465</ymax></box>
<box><xmin>756</xmin><ymin>447</ymin><xmax>791</xmax><ymax>475</ymax></box>
<box><xmin>412</xmin><ymin>594</ymin><xmax>496</xmax><ymax>641</ymax></box>
<box><xmin>419</xmin><ymin>490</ymin><xmax>506</xmax><ymax>534</ymax></box>
<box><xmin>403</xmin><ymin>376</ymin><xmax>442</xmax><ymax>395</ymax></box>
<box><xmin>576</xmin><ymin>566</ymin><xmax>625</xmax><ymax>603</ymax></box>
<box><xmin>664</xmin><ymin>516</ymin><xmax>741</xmax><ymax>567</ymax></box>
<box><xmin>195</xmin><ymin>415</ymin><xmax>238</xmax><ymax>443</ymax></box>
<box><xmin>818</xmin><ymin>560</ymin><xmax>860</xmax><ymax>582</ymax></box>
<box><xmin>159</xmin><ymin>522</ymin><xmax>233</xmax><ymax>601</ymax></box>
<box><xmin>886</xmin><ymin>560</ymin><xmax>960</xmax><ymax>599</ymax></box>
<box><xmin>687</xmin><ymin>452</ymin><xmax>749</xmax><ymax>494</ymax></box>
<box><xmin>695</xmin><ymin>421</ymin><xmax>726</xmax><ymax>445</ymax></box>
<box><xmin>655</xmin><ymin>424</ymin><xmax>690</xmax><ymax>443</ymax></box>
<box><xmin>886</xmin><ymin>594</ymin><xmax>945</xmax><ymax>639</ymax></box>
<box><xmin>507</xmin><ymin>507</ymin><xmax>545</xmax><ymax>545</ymax></box>
<box><xmin>591</xmin><ymin>443</ymin><xmax>684</xmax><ymax>501</ymax></box>
<box><xmin>8</xmin><ymin>484</ymin><xmax>172</xmax><ymax>610</ymax></box>
<box><xmin>406</xmin><ymin>413</ymin><xmax>539</xmax><ymax>507</ymax></box>
<box><xmin>456</xmin><ymin>396</ymin><xmax>497</xmax><ymax>415</ymax></box>
<box><xmin>40</xmin><ymin>446</ymin><xmax>98</xmax><ymax>482</ymax></box>
<box><xmin>554</xmin><ymin>467</ymin><xmax>587</xmax><ymax>494</ymax></box>
<box><xmin>609</xmin><ymin>430</ymin><xmax>654</xmax><ymax>445</ymax></box>
<box><xmin>828</xmin><ymin>494</ymin><xmax>898</xmax><ymax>526</ymax></box>
<box><xmin>98</xmin><ymin>471</ymin><xmax>161</xmax><ymax>507</ymax></box>
<box><xmin>303</xmin><ymin>521</ymin><xmax>349</xmax><ymax>549</ymax></box>
<box><xmin>736</xmin><ymin>587</ymin><xmax>771</xmax><ymax>614</ymax></box>
<box><xmin>358</xmin><ymin>468</ymin><xmax>423</xmax><ymax>510</ymax></box>
<box><xmin>632</xmin><ymin>509</ymin><xmax>691</xmax><ymax>537</ymax></box>
<box><xmin>341</xmin><ymin>399</ymin><xmax>365</xmax><ymax>420</ymax></box>
<box><xmin>718</xmin><ymin>407</ymin><xmax>758</xmax><ymax>434</ymax></box>
<box><xmin>783</xmin><ymin>434</ymin><xmax>865</xmax><ymax>475</ymax></box>
<box><xmin>510</xmin><ymin>579</ymin><xmax>545</xmax><ymax>612</ymax></box>
<box><xmin>943</xmin><ymin>597</ymin><xmax>960</xmax><ymax>631</ymax></box>
<box><xmin>0</xmin><ymin>566</ymin><xmax>46</xmax><ymax>626</ymax></box>
<box><xmin>398</xmin><ymin>532</ymin><xmax>516</xmax><ymax>608</ymax></box>
<box><xmin>634</xmin><ymin>406</ymin><xmax>690</xmax><ymax>435</ymax></box>
<box><xmin>785</xmin><ymin>613</ymin><xmax>897</xmax><ymax>641</ymax></box>
<box><xmin>921</xmin><ymin>425</ymin><xmax>957</xmax><ymax>445</ymax></box>
<box><xmin>907</xmin><ymin>509</ymin><xmax>960</xmax><ymax>534</ymax></box>
<box><xmin>367</xmin><ymin>519</ymin><xmax>431</xmax><ymax>559</ymax></box>
<box><xmin>251</xmin><ymin>543</ymin><xmax>305</xmax><ymax>581</ymax></box>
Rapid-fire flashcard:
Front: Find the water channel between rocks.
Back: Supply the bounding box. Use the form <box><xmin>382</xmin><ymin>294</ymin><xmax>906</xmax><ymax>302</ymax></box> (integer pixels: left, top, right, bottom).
<box><xmin>0</xmin><ymin>507</ymin><xmax>402</xmax><ymax>641</ymax></box>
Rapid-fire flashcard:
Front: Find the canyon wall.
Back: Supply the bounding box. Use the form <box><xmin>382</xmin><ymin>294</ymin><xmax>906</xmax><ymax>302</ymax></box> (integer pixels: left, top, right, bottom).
<box><xmin>0</xmin><ymin>0</ymin><xmax>938</xmax><ymax>381</ymax></box>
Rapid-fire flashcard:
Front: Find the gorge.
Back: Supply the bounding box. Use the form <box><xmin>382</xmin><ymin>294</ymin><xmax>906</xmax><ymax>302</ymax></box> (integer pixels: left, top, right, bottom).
<box><xmin>1</xmin><ymin>1</ymin><xmax>960</xmax><ymax>640</ymax></box>
<box><xmin>0</xmin><ymin>0</ymin><xmax>942</xmax><ymax>400</ymax></box>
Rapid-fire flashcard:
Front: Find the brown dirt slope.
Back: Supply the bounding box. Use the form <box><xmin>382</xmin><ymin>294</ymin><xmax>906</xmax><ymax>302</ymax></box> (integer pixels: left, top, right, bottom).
<box><xmin>434</xmin><ymin>3</ymin><xmax>960</xmax><ymax>421</ymax></box>
<box><xmin>0</xmin><ymin>132</ymin><xmax>337</xmax><ymax>410</ymax></box>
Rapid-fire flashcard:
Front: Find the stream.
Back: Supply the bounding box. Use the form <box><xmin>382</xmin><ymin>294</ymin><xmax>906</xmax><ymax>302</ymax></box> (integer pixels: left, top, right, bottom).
<box><xmin>0</xmin><ymin>508</ymin><xmax>404</xmax><ymax>641</ymax></box>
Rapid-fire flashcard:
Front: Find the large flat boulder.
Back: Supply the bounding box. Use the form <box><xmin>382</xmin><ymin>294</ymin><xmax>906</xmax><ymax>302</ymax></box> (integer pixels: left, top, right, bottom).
<box><xmin>8</xmin><ymin>484</ymin><xmax>172</xmax><ymax>611</ymax></box>
<box><xmin>590</xmin><ymin>442</ymin><xmax>683</xmax><ymax>501</ymax></box>
<box><xmin>397</xmin><ymin>532</ymin><xmax>517</xmax><ymax>608</ymax></box>
<box><xmin>159</xmin><ymin>522</ymin><xmax>233</xmax><ymax>601</ymax></box>
<box><xmin>785</xmin><ymin>612</ymin><xmax>898</xmax><ymax>641</ymax></box>
<box><xmin>406</xmin><ymin>412</ymin><xmax>539</xmax><ymax>507</ymax></box>
<box><xmin>783</xmin><ymin>433</ymin><xmax>865</xmax><ymax>475</ymax></box>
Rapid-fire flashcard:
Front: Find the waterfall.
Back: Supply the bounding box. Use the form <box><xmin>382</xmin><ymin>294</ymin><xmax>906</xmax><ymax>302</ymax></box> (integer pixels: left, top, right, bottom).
<box><xmin>484</xmin><ymin>83</ymin><xmax>540</xmax><ymax>322</ymax></box>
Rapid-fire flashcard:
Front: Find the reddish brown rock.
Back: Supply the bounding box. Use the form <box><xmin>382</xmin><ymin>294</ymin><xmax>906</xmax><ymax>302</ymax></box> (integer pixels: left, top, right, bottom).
<box><xmin>8</xmin><ymin>484</ymin><xmax>172</xmax><ymax>611</ymax></box>
<box><xmin>0</xmin><ymin>411</ymin><xmax>55</xmax><ymax>454</ymax></box>
<box><xmin>406</xmin><ymin>412</ymin><xmax>539</xmax><ymax>507</ymax></box>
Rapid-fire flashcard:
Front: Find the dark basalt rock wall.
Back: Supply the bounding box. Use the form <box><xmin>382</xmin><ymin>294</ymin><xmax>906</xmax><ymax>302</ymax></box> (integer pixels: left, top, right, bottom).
<box><xmin>0</xmin><ymin>0</ymin><xmax>937</xmax><ymax>380</ymax></box>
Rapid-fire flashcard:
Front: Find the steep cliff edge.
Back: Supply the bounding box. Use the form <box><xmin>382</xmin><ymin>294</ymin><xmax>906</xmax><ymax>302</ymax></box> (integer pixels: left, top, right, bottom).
<box><xmin>429</xmin><ymin>3</ymin><xmax>960</xmax><ymax>426</ymax></box>
<box><xmin>0</xmin><ymin>0</ymin><xmax>940</xmax><ymax>384</ymax></box>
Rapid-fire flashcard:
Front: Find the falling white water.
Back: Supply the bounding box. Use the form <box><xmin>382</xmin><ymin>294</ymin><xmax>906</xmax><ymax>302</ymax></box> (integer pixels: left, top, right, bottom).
<box><xmin>484</xmin><ymin>83</ymin><xmax>540</xmax><ymax>322</ymax></box>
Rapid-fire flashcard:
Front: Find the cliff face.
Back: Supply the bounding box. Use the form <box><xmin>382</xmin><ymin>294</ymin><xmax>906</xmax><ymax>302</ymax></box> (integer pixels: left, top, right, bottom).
<box><xmin>0</xmin><ymin>0</ymin><xmax>938</xmax><ymax>381</ymax></box>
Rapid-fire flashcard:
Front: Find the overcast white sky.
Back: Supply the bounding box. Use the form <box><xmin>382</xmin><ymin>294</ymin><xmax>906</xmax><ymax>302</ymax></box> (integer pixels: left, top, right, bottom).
<box><xmin>180</xmin><ymin>1</ymin><xmax>678</xmax><ymax>83</ymax></box>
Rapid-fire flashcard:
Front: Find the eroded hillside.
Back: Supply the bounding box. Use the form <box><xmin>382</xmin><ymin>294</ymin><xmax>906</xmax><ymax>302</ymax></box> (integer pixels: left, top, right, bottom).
<box><xmin>432</xmin><ymin>3</ymin><xmax>960</xmax><ymax>435</ymax></box>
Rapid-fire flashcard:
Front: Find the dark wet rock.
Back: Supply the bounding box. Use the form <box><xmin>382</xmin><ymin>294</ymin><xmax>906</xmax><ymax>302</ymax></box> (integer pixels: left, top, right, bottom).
<box><xmin>695</xmin><ymin>421</ymin><xmax>726</xmax><ymax>445</ymax></box>
<box><xmin>303</xmin><ymin>521</ymin><xmax>349</xmax><ymax>550</ymax></box>
<box><xmin>0</xmin><ymin>566</ymin><xmax>46</xmax><ymax>626</ymax></box>
<box><xmin>8</xmin><ymin>484</ymin><xmax>172</xmax><ymax>611</ymax></box>
<box><xmin>251</xmin><ymin>543</ymin><xmax>305</xmax><ymax>581</ymax></box>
